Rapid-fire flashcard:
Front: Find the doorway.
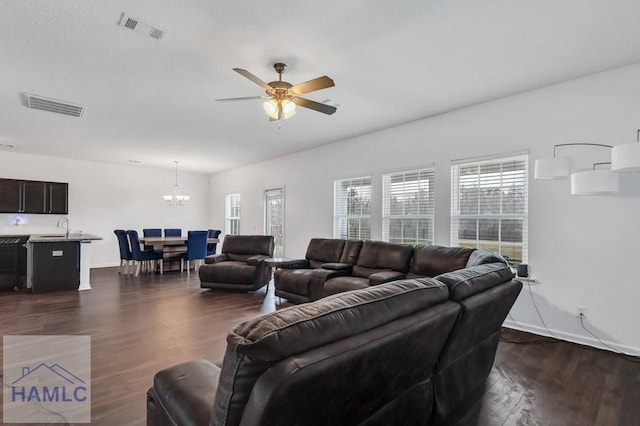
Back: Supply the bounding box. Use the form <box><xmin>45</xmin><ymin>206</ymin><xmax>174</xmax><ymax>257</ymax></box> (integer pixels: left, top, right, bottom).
<box><xmin>264</xmin><ymin>187</ymin><xmax>285</xmax><ymax>257</ymax></box>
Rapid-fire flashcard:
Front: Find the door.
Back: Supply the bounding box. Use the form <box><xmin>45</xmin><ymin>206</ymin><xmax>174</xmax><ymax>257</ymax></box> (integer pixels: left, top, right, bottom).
<box><xmin>264</xmin><ymin>188</ymin><xmax>285</xmax><ymax>257</ymax></box>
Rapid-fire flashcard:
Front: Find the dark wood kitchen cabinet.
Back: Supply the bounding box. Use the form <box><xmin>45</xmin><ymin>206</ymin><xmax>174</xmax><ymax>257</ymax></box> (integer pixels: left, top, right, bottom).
<box><xmin>0</xmin><ymin>178</ymin><xmax>68</xmax><ymax>214</ymax></box>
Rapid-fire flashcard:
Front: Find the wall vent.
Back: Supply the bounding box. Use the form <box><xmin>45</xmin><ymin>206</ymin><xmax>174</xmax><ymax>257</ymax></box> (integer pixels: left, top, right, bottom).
<box><xmin>23</xmin><ymin>94</ymin><xmax>85</xmax><ymax>118</ymax></box>
<box><xmin>117</xmin><ymin>12</ymin><xmax>166</xmax><ymax>41</ymax></box>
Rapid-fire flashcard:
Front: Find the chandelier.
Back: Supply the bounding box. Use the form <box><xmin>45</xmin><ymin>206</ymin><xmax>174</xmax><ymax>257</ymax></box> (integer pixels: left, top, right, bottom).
<box><xmin>163</xmin><ymin>161</ymin><xmax>190</xmax><ymax>206</ymax></box>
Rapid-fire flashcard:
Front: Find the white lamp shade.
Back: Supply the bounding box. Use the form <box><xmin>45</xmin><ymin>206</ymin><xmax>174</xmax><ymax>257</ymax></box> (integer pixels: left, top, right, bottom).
<box><xmin>570</xmin><ymin>169</ymin><xmax>619</xmax><ymax>195</ymax></box>
<box><xmin>262</xmin><ymin>99</ymin><xmax>279</xmax><ymax>120</ymax></box>
<box><xmin>611</xmin><ymin>143</ymin><xmax>640</xmax><ymax>173</ymax></box>
<box><xmin>534</xmin><ymin>156</ymin><xmax>573</xmax><ymax>179</ymax></box>
<box><xmin>282</xmin><ymin>100</ymin><xmax>296</xmax><ymax>119</ymax></box>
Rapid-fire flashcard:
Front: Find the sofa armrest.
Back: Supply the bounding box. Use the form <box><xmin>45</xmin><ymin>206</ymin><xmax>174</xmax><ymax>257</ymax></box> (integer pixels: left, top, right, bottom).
<box><xmin>247</xmin><ymin>254</ymin><xmax>269</xmax><ymax>266</ymax></box>
<box><xmin>147</xmin><ymin>359</ymin><xmax>220</xmax><ymax>426</ymax></box>
<box><xmin>205</xmin><ymin>253</ymin><xmax>229</xmax><ymax>264</ymax></box>
<box><xmin>278</xmin><ymin>259</ymin><xmax>310</xmax><ymax>269</ymax></box>
<box><xmin>321</xmin><ymin>262</ymin><xmax>353</xmax><ymax>271</ymax></box>
<box><xmin>308</xmin><ymin>268</ymin><xmax>353</xmax><ymax>301</ymax></box>
<box><xmin>369</xmin><ymin>271</ymin><xmax>407</xmax><ymax>286</ymax></box>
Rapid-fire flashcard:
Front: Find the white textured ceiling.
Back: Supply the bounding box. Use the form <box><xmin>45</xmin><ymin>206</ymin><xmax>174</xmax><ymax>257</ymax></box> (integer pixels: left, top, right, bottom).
<box><xmin>2</xmin><ymin>1</ymin><xmax>640</xmax><ymax>173</ymax></box>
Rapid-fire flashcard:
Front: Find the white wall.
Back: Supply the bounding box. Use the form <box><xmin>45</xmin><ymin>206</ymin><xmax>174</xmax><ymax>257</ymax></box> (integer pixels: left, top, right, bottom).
<box><xmin>208</xmin><ymin>63</ymin><xmax>640</xmax><ymax>354</ymax></box>
<box><xmin>0</xmin><ymin>153</ymin><xmax>211</xmax><ymax>267</ymax></box>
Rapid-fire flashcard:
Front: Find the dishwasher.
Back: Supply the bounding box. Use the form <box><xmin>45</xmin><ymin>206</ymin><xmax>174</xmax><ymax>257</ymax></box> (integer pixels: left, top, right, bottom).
<box><xmin>0</xmin><ymin>236</ymin><xmax>28</xmax><ymax>292</ymax></box>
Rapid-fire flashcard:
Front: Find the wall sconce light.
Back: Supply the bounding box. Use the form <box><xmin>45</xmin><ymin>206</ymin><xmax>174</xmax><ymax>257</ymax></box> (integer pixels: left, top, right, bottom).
<box><xmin>611</xmin><ymin>129</ymin><xmax>640</xmax><ymax>172</ymax></box>
<box><xmin>535</xmin><ymin>143</ymin><xmax>619</xmax><ymax>195</ymax></box>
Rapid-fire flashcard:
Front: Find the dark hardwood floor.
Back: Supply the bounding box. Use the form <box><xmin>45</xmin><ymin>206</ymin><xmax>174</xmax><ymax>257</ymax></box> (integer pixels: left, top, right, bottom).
<box><xmin>0</xmin><ymin>268</ymin><xmax>638</xmax><ymax>425</ymax></box>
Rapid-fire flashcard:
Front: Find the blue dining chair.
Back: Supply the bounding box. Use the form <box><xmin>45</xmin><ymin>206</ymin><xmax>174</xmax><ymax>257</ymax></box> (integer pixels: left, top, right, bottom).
<box><xmin>127</xmin><ymin>230</ymin><xmax>163</xmax><ymax>276</ymax></box>
<box><xmin>114</xmin><ymin>229</ymin><xmax>132</xmax><ymax>274</ymax></box>
<box><xmin>164</xmin><ymin>228</ymin><xmax>182</xmax><ymax>237</ymax></box>
<box><xmin>143</xmin><ymin>228</ymin><xmax>162</xmax><ymax>251</ymax></box>
<box><xmin>207</xmin><ymin>229</ymin><xmax>222</xmax><ymax>256</ymax></box>
<box><xmin>180</xmin><ymin>230</ymin><xmax>208</xmax><ymax>275</ymax></box>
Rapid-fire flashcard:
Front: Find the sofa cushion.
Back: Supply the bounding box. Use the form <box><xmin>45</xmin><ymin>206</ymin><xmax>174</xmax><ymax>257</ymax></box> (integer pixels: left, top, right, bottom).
<box><xmin>466</xmin><ymin>249</ymin><xmax>508</xmax><ymax>267</ymax></box>
<box><xmin>339</xmin><ymin>240</ymin><xmax>363</xmax><ymax>264</ymax></box>
<box><xmin>151</xmin><ymin>359</ymin><xmax>220</xmax><ymax>426</ymax></box>
<box><xmin>221</xmin><ymin>235</ymin><xmax>274</xmax><ymax>257</ymax></box>
<box><xmin>408</xmin><ymin>245</ymin><xmax>476</xmax><ymax>278</ymax></box>
<box><xmin>355</xmin><ymin>240</ymin><xmax>414</xmax><ymax>273</ymax></box>
<box><xmin>434</xmin><ymin>262</ymin><xmax>514</xmax><ymax>301</ymax></box>
<box><xmin>323</xmin><ymin>276</ymin><xmax>370</xmax><ymax>296</ymax></box>
<box><xmin>211</xmin><ymin>279</ymin><xmax>449</xmax><ymax>426</ymax></box>
<box><xmin>305</xmin><ymin>238</ymin><xmax>346</xmax><ymax>268</ymax></box>
<box><xmin>199</xmin><ymin>261</ymin><xmax>257</xmax><ymax>285</ymax></box>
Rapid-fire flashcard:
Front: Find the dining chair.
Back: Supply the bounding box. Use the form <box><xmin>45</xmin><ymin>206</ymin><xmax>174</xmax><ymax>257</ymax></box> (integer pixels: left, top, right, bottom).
<box><xmin>180</xmin><ymin>230</ymin><xmax>208</xmax><ymax>275</ymax></box>
<box><xmin>164</xmin><ymin>228</ymin><xmax>182</xmax><ymax>237</ymax></box>
<box><xmin>114</xmin><ymin>229</ymin><xmax>132</xmax><ymax>274</ymax></box>
<box><xmin>206</xmin><ymin>229</ymin><xmax>222</xmax><ymax>256</ymax></box>
<box><xmin>143</xmin><ymin>228</ymin><xmax>162</xmax><ymax>251</ymax></box>
<box><xmin>127</xmin><ymin>230</ymin><xmax>163</xmax><ymax>276</ymax></box>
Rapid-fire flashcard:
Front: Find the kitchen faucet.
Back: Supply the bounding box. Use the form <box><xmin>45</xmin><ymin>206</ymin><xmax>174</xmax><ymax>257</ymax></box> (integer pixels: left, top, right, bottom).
<box><xmin>57</xmin><ymin>217</ymin><xmax>70</xmax><ymax>238</ymax></box>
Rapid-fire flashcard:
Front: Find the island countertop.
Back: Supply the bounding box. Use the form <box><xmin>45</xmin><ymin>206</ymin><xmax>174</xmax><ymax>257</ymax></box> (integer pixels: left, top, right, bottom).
<box><xmin>28</xmin><ymin>233</ymin><xmax>103</xmax><ymax>243</ymax></box>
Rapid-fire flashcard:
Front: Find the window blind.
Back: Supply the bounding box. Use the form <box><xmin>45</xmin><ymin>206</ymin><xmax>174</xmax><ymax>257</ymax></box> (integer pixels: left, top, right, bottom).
<box><xmin>225</xmin><ymin>193</ymin><xmax>241</xmax><ymax>235</ymax></box>
<box><xmin>333</xmin><ymin>176</ymin><xmax>372</xmax><ymax>240</ymax></box>
<box><xmin>382</xmin><ymin>167</ymin><xmax>435</xmax><ymax>245</ymax></box>
<box><xmin>451</xmin><ymin>155</ymin><xmax>528</xmax><ymax>266</ymax></box>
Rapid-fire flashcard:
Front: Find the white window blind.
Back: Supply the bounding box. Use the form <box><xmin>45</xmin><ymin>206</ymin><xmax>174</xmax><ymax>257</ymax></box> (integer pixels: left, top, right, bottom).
<box><xmin>382</xmin><ymin>167</ymin><xmax>434</xmax><ymax>245</ymax></box>
<box><xmin>451</xmin><ymin>155</ymin><xmax>528</xmax><ymax>266</ymax></box>
<box><xmin>225</xmin><ymin>193</ymin><xmax>241</xmax><ymax>235</ymax></box>
<box><xmin>333</xmin><ymin>176</ymin><xmax>372</xmax><ymax>240</ymax></box>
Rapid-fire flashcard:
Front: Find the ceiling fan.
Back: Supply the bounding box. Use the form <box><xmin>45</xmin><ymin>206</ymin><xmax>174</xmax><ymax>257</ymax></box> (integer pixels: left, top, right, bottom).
<box><xmin>216</xmin><ymin>63</ymin><xmax>337</xmax><ymax>121</ymax></box>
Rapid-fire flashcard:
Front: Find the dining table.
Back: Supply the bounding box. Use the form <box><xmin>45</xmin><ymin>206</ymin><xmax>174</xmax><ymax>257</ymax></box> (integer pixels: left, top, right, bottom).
<box><xmin>139</xmin><ymin>236</ymin><xmax>219</xmax><ymax>272</ymax></box>
<box><xmin>139</xmin><ymin>236</ymin><xmax>219</xmax><ymax>251</ymax></box>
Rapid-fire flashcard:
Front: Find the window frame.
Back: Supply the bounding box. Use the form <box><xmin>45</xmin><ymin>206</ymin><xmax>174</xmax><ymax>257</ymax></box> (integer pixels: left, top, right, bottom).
<box><xmin>382</xmin><ymin>166</ymin><xmax>435</xmax><ymax>245</ymax></box>
<box><xmin>333</xmin><ymin>175</ymin><xmax>372</xmax><ymax>240</ymax></box>
<box><xmin>225</xmin><ymin>192</ymin><xmax>241</xmax><ymax>235</ymax></box>
<box><xmin>450</xmin><ymin>154</ymin><xmax>528</xmax><ymax>266</ymax></box>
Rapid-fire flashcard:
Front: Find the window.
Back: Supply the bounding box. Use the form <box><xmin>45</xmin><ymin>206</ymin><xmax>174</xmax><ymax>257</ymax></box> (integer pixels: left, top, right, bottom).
<box><xmin>382</xmin><ymin>167</ymin><xmax>434</xmax><ymax>245</ymax></box>
<box><xmin>333</xmin><ymin>176</ymin><xmax>372</xmax><ymax>240</ymax></box>
<box><xmin>225</xmin><ymin>193</ymin><xmax>241</xmax><ymax>235</ymax></box>
<box><xmin>451</xmin><ymin>155</ymin><xmax>528</xmax><ymax>266</ymax></box>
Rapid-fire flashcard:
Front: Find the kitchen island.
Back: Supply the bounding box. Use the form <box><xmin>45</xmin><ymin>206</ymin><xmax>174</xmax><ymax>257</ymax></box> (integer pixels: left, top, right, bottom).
<box><xmin>27</xmin><ymin>233</ymin><xmax>102</xmax><ymax>293</ymax></box>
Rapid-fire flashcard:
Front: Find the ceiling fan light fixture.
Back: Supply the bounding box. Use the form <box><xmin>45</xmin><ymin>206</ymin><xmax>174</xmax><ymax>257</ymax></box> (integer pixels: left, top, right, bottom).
<box><xmin>263</xmin><ymin>99</ymin><xmax>279</xmax><ymax>120</ymax></box>
<box><xmin>282</xmin><ymin>99</ymin><xmax>296</xmax><ymax>119</ymax></box>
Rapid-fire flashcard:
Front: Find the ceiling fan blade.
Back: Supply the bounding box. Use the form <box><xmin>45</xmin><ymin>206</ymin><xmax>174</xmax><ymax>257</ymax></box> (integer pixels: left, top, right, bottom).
<box><xmin>293</xmin><ymin>97</ymin><xmax>337</xmax><ymax>115</ymax></box>
<box><xmin>216</xmin><ymin>96</ymin><xmax>268</xmax><ymax>102</ymax></box>
<box><xmin>290</xmin><ymin>76</ymin><xmax>335</xmax><ymax>95</ymax></box>
<box><xmin>233</xmin><ymin>68</ymin><xmax>271</xmax><ymax>90</ymax></box>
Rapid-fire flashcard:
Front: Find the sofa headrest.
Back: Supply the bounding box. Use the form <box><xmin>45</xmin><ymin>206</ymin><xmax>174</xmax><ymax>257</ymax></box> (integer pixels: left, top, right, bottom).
<box><xmin>305</xmin><ymin>238</ymin><xmax>346</xmax><ymax>263</ymax></box>
<box><xmin>228</xmin><ymin>278</ymin><xmax>448</xmax><ymax>361</ymax></box>
<box><xmin>409</xmin><ymin>245</ymin><xmax>475</xmax><ymax>277</ymax></box>
<box><xmin>221</xmin><ymin>235</ymin><xmax>274</xmax><ymax>257</ymax></box>
<box><xmin>340</xmin><ymin>239</ymin><xmax>363</xmax><ymax>264</ymax></box>
<box><xmin>356</xmin><ymin>240</ymin><xmax>414</xmax><ymax>273</ymax></box>
<box><xmin>435</xmin><ymin>262</ymin><xmax>515</xmax><ymax>301</ymax></box>
<box><xmin>466</xmin><ymin>249</ymin><xmax>508</xmax><ymax>267</ymax></box>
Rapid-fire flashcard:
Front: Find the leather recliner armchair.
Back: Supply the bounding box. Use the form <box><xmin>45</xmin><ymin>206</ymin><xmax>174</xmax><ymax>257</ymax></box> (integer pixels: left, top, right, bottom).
<box><xmin>199</xmin><ymin>235</ymin><xmax>274</xmax><ymax>292</ymax></box>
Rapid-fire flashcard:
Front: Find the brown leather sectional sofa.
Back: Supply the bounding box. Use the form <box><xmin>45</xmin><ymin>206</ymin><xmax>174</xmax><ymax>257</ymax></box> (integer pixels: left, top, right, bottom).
<box><xmin>274</xmin><ymin>238</ymin><xmax>506</xmax><ymax>304</ymax></box>
<box><xmin>147</xmin><ymin>239</ymin><xmax>521</xmax><ymax>425</ymax></box>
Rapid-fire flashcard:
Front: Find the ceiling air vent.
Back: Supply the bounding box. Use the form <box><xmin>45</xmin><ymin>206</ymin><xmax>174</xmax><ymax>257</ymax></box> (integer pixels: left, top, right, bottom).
<box><xmin>117</xmin><ymin>12</ymin><xmax>166</xmax><ymax>41</ymax></box>
<box><xmin>23</xmin><ymin>94</ymin><xmax>85</xmax><ymax>118</ymax></box>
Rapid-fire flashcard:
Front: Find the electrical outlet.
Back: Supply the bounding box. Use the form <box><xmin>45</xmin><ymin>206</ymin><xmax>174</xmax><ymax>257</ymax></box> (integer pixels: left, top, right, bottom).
<box><xmin>577</xmin><ymin>306</ymin><xmax>587</xmax><ymax>318</ymax></box>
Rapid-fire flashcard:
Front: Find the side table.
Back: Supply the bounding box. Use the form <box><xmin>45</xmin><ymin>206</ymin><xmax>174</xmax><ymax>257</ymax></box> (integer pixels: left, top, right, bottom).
<box><xmin>264</xmin><ymin>257</ymin><xmax>293</xmax><ymax>295</ymax></box>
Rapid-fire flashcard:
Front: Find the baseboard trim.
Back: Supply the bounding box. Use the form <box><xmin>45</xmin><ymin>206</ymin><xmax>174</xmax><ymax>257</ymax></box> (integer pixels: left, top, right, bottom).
<box><xmin>503</xmin><ymin>320</ymin><xmax>640</xmax><ymax>357</ymax></box>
